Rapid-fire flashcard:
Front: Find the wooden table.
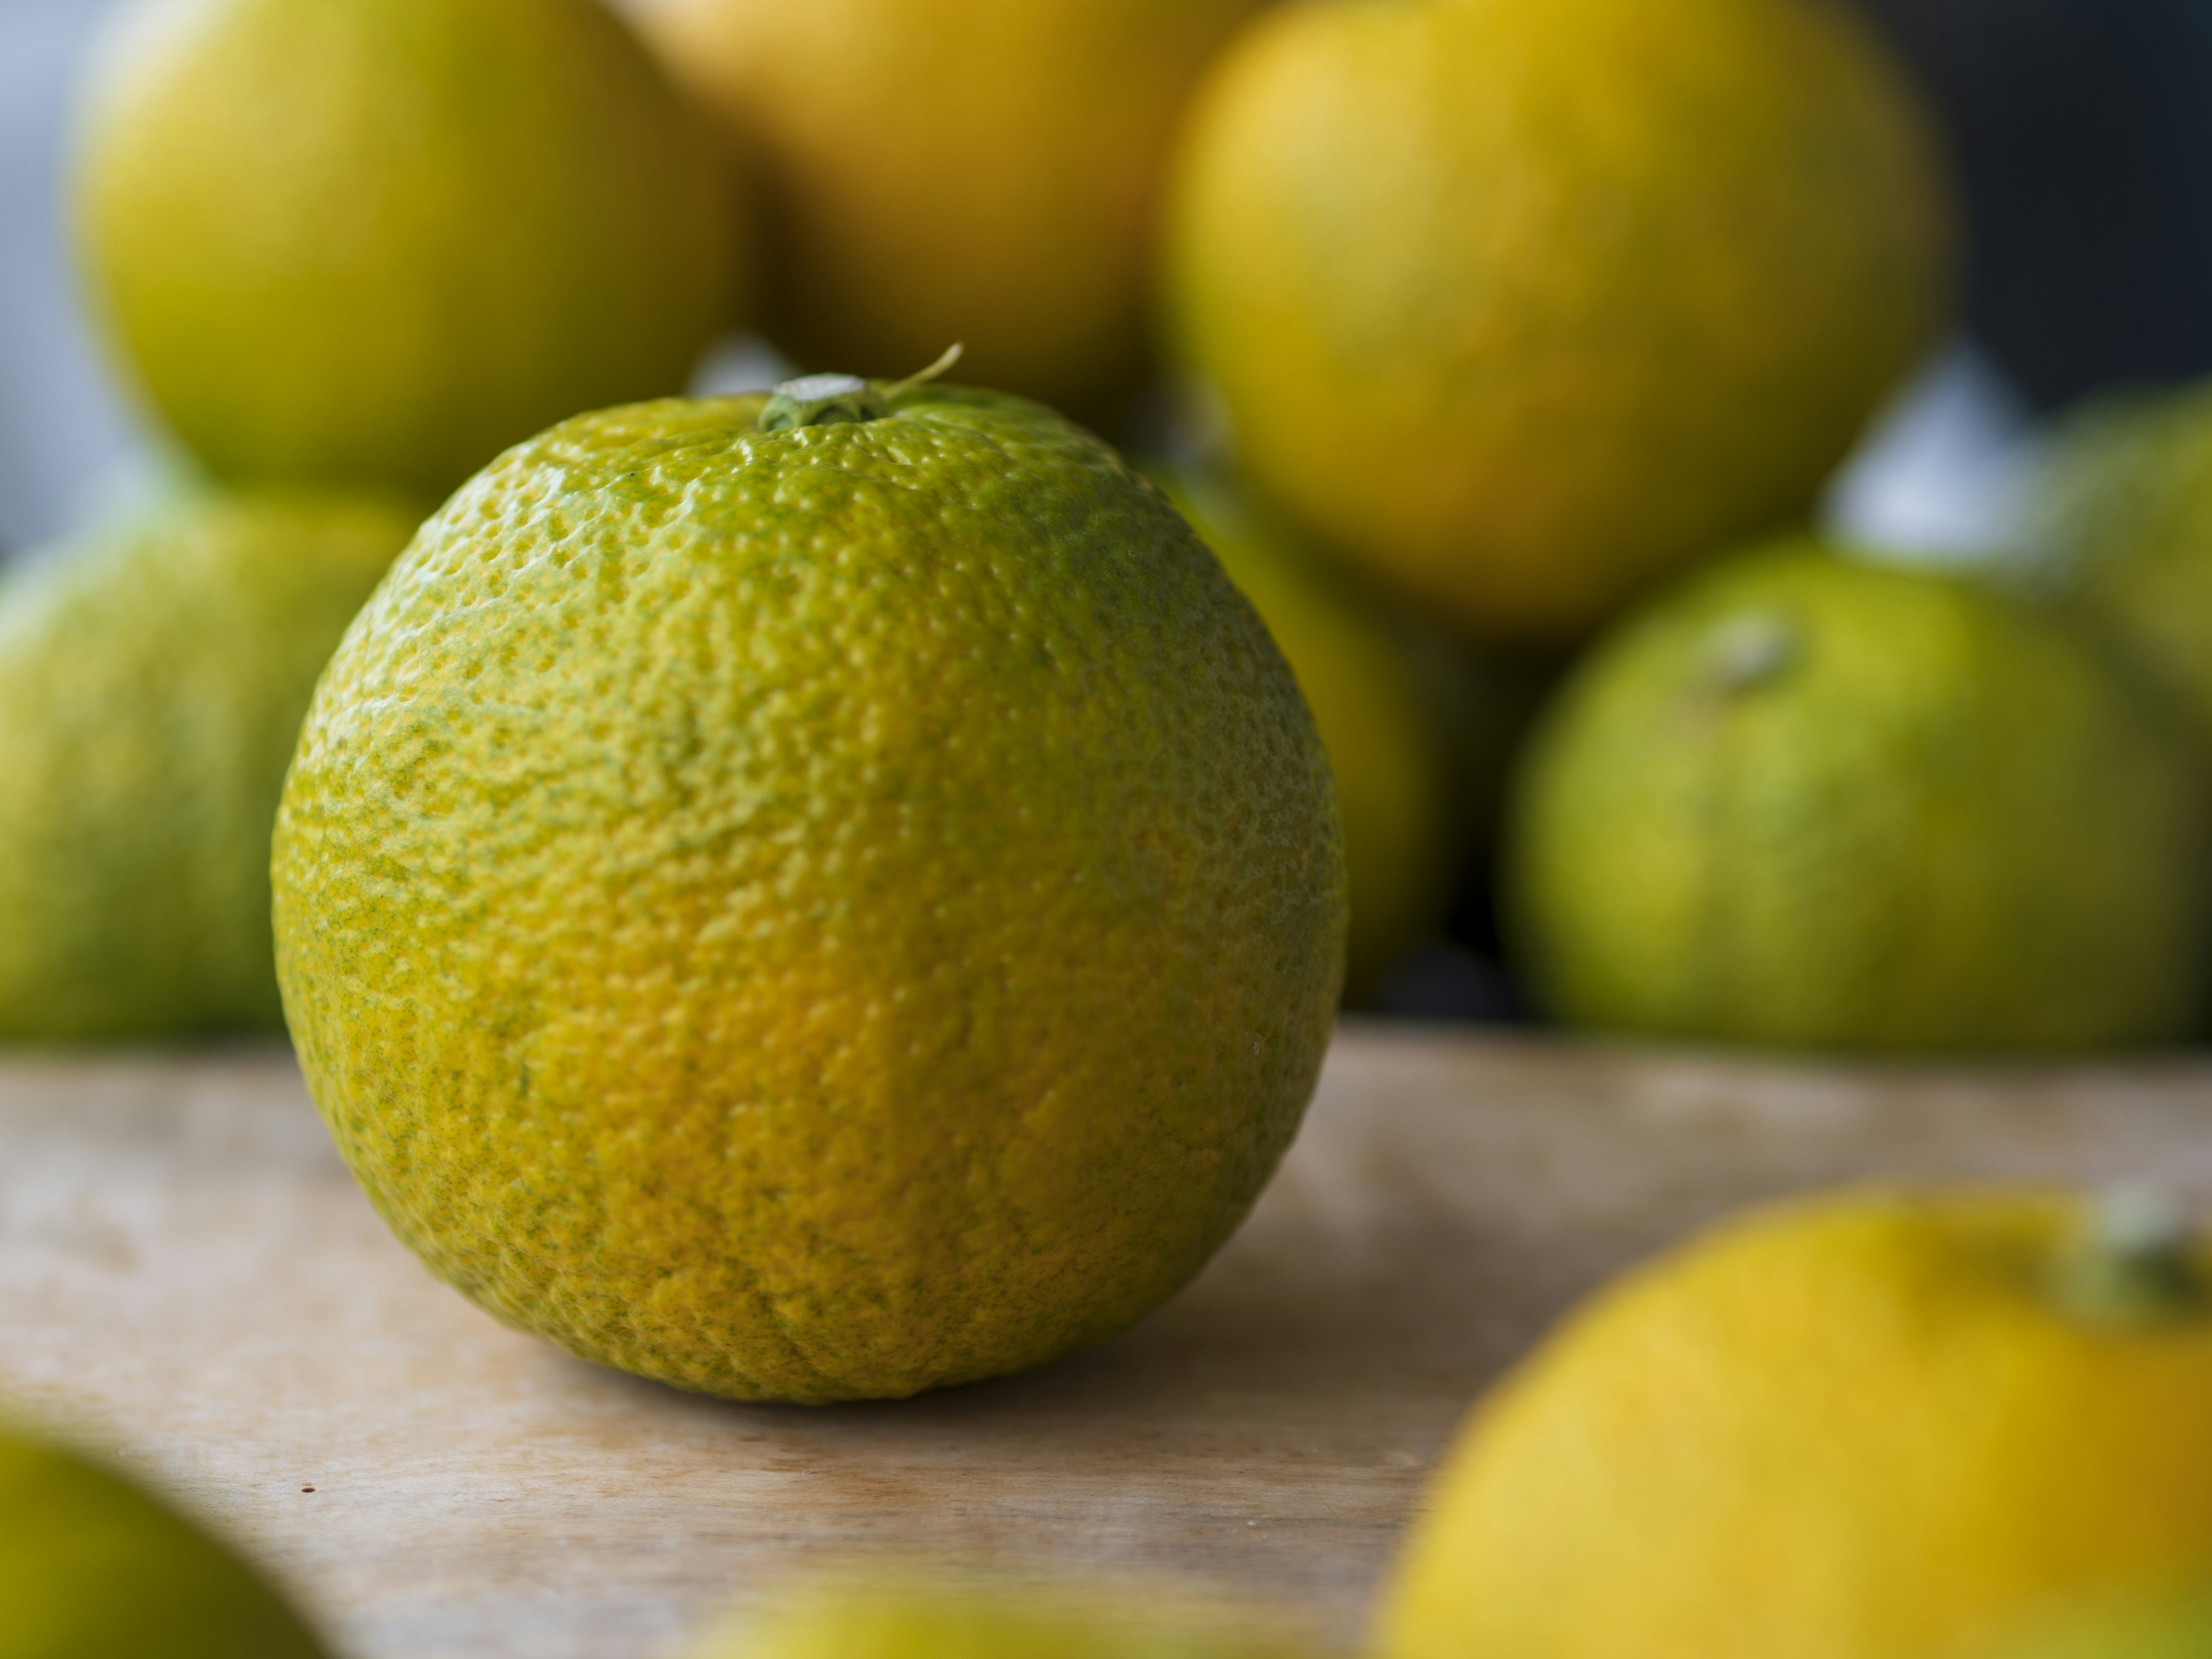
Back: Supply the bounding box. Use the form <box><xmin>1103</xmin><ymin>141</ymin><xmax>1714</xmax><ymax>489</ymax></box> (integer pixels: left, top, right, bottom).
<box><xmin>4</xmin><ymin>1025</ymin><xmax>2211</xmax><ymax>1658</ymax></box>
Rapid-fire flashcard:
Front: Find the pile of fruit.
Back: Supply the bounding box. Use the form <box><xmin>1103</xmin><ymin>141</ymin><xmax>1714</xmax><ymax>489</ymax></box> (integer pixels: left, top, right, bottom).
<box><xmin>9</xmin><ymin>0</ymin><xmax>2212</xmax><ymax>1652</ymax></box>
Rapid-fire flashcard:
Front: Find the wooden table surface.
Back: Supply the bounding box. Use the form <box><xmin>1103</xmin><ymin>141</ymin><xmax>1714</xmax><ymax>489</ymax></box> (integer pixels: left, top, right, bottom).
<box><xmin>4</xmin><ymin>1024</ymin><xmax>2211</xmax><ymax>1658</ymax></box>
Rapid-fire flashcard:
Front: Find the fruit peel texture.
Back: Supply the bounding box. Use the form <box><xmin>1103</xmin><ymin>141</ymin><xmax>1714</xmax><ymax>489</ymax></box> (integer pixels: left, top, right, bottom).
<box><xmin>273</xmin><ymin>388</ymin><xmax>1347</xmax><ymax>1404</ymax></box>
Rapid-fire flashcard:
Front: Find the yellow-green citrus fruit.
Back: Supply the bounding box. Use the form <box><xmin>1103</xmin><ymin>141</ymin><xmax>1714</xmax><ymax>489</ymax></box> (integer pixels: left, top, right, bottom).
<box><xmin>635</xmin><ymin>0</ymin><xmax>1264</xmax><ymax>418</ymax></box>
<box><xmin>272</xmin><ymin>380</ymin><xmax>1345</xmax><ymax>1404</ymax></box>
<box><xmin>1380</xmin><ymin>1187</ymin><xmax>2212</xmax><ymax>1659</ymax></box>
<box><xmin>1507</xmin><ymin>540</ymin><xmax>2207</xmax><ymax>1052</ymax></box>
<box><xmin>1163</xmin><ymin>0</ymin><xmax>1955</xmax><ymax>642</ymax></box>
<box><xmin>74</xmin><ymin>0</ymin><xmax>742</xmax><ymax>501</ymax></box>
<box><xmin>2017</xmin><ymin>380</ymin><xmax>2212</xmax><ymax>748</ymax></box>
<box><xmin>0</xmin><ymin>488</ymin><xmax>416</xmax><ymax>1041</ymax></box>
<box><xmin>0</xmin><ymin>1423</ymin><xmax>327</xmax><ymax>1659</ymax></box>
<box><xmin>688</xmin><ymin>1578</ymin><xmax>1324</xmax><ymax>1659</ymax></box>
<box><xmin>1150</xmin><ymin>463</ymin><xmax>1484</xmax><ymax>999</ymax></box>
<box><xmin>1970</xmin><ymin>1584</ymin><xmax>2212</xmax><ymax>1659</ymax></box>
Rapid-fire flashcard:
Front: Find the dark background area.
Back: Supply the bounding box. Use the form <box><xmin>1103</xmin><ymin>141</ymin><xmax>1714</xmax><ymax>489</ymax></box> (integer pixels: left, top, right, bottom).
<box><xmin>1854</xmin><ymin>0</ymin><xmax>2212</xmax><ymax>408</ymax></box>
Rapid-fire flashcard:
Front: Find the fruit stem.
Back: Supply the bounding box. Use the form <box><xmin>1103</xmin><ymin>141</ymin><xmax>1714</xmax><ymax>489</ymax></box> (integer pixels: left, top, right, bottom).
<box><xmin>2052</xmin><ymin>1187</ymin><xmax>2207</xmax><ymax>1326</ymax></box>
<box><xmin>881</xmin><ymin>342</ymin><xmax>964</xmax><ymax>402</ymax></box>
<box><xmin>756</xmin><ymin>344</ymin><xmax>964</xmax><ymax>434</ymax></box>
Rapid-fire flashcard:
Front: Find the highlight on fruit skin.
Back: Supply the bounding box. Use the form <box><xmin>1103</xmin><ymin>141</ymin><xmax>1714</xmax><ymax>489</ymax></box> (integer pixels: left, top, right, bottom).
<box><xmin>682</xmin><ymin>1570</ymin><xmax>1328</xmax><ymax>1659</ymax></box>
<box><xmin>0</xmin><ymin>1416</ymin><xmax>328</xmax><ymax>1659</ymax></box>
<box><xmin>272</xmin><ymin>370</ymin><xmax>1346</xmax><ymax>1405</ymax></box>
<box><xmin>1161</xmin><ymin>0</ymin><xmax>1956</xmax><ymax>642</ymax></box>
<box><xmin>1505</xmin><ymin>536</ymin><xmax>2210</xmax><ymax>1054</ymax></box>
<box><xmin>0</xmin><ymin>485</ymin><xmax>419</xmax><ymax>1042</ymax></box>
<box><xmin>631</xmin><ymin>0</ymin><xmax>1267</xmax><ymax>422</ymax></box>
<box><xmin>1377</xmin><ymin>1185</ymin><xmax>2212</xmax><ymax>1659</ymax></box>
<box><xmin>72</xmin><ymin>0</ymin><xmax>745</xmax><ymax>502</ymax></box>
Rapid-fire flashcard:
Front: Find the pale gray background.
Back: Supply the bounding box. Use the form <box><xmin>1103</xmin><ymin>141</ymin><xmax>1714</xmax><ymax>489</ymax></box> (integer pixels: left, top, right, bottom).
<box><xmin>1</xmin><ymin>0</ymin><xmax>149</xmax><ymax>555</ymax></box>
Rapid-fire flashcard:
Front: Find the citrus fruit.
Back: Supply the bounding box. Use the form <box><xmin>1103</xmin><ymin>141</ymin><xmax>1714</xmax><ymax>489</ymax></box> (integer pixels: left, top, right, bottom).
<box><xmin>0</xmin><ymin>1421</ymin><xmax>327</xmax><ymax>1658</ymax></box>
<box><xmin>2014</xmin><ymin>380</ymin><xmax>2212</xmax><ymax>747</ymax></box>
<box><xmin>1150</xmin><ymin>462</ymin><xmax>1501</xmax><ymax>999</ymax></box>
<box><xmin>634</xmin><ymin>0</ymin><xmax>1264</xmax><ymax>418</ymax></box>
<box><xmin>1162</xmin><ymin>0</ymin><xmax>1955</xmax><ymax>641</ymax></box>
<box><xmin>1506</xmin><ymin>539</ymin><xmax>2206</xmax><ymax>1052</ymax></box>
<box><xmin>74</xmin><ymin>0</ymin><xmax>742</xmax><ymax>501</ymax></box>
<box><xmin>687</xmin><ymin>1577</ymin><xmax>1322</xmax><ymax>1659</ymax></box>
<box><xmin>1379</xmin><ymin>1186</ymin><xmax>2212</xmax><ymax>1659</ymax></box>
<box><xmin>272</xmin><ymin>371</ymin><xmax>1346</xmax><ymax>1404</ymax></box>
<box><xmin>0</xmin><ymin>487</ymin><xmax>416</xmax><ymax>1041</ymax></box>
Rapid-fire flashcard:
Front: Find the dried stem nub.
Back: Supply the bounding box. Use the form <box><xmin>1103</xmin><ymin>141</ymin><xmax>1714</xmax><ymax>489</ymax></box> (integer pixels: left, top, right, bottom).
<box><xmin>758</xmin><ymin>344</ymin><xmax>964</xmax><ymax>433</ymax></box>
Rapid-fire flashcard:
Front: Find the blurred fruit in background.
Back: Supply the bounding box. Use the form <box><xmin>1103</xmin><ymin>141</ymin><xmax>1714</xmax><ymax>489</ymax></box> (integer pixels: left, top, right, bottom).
<box><xmin>1506</xmin><ymin>541</ymin><xmax>2207</xmax><ymax>1053</ymax></box>
<box><xmin>0</xmin><ymin>1416</ymin><xmax>327</xmax><ymax>1657</ymax></box>
<box><xmin>1380</xmin><ymin>1187</ymin><xmax>2212</xmax><ymax>1659</ymax></box>
<box><xmin>272</xmin><ymin>380</ymin><xmax>1343</xmax><ymax>1403</ymax></box>
<box><xmin>1150</xmin><ymin>463</ymin><xmax>1513</xmax><ymax>1002</ymax></box>
<box><xmin>2012</xmin><ymin>381</ymin><xmax>2212</xmax><ymax>750</ymax></box>
<box><xmin>1162</xmin><ymin>0</ymin><xmax>1956</xmax><ymax>643</ymax></box>
<box><xmin>1969</xmin><ymin>1583</ymin><xmax>2212</xmax><ymax>1659</ymax></box>
<box><xmin>686</xmin><ymin>1576</ymin><xmax>1323</xmax><ymax>1659</ymax></box>
<box><xmin>72</xmin><ymin>0</ymin><xmax>742</xmax><ymax>502</ymax></box>
<box><xmin>0</xmin><ymin>488</ymin><xmax>417</xmax><ymax>1041</ymax></box>
<box><xmin>633</xmin><ymin>0</ymin><xmax>1264</xmax><ymax>422</ymax></box>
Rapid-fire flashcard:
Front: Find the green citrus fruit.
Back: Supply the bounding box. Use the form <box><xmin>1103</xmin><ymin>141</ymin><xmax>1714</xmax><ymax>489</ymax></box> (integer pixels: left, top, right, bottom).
<box><xmin>272</xmin><ymin>374</ymin><xmax>1345</xmax><ymax>1404</ymax></box>
<box><xmin>1380</xmin><ymin>1187</ymin><xmax>2212</xmax><ymax>1659</ymax></box>
<box><xmin>1162</xmin><ymin>0</ymin><xmax>1955</xmax><ymax>641</ymax></box>
<box><xmin>634</xmin><ymin>0</ymin><xmax>1263</xmax><ymax>418</ymax></box>
<box><xmin>74</xmin><ymin>0</ymin><xmax>743</xmax><ymax>501</ymax></box>
<box><xmin>0</xmin><ymin>487</ymin><xmax>416</xmax><ymax>1041</ymax></box>
<box><xmin>1150</xmin><ymin>463</ymin><xmax>1503</xmax><ymax>999</ymax></box>
<box><xmin>687</xmin><ymin>1578</ymin><xmax>1323</xmax><ymax>1659</ymax></box>
<box><xmin>0</xmin><ymin>1422</ymin><xmax>327</xmax><ymax>1658</ymax></box>
<box><xmin>1506</xmin><ymin>539</ymin><xmax>2207</xmax><ymax>1052</ymax></box>
<box><xmin>2015</xmin><ymin>380</ymin><xmax>2212</xmax><ymax>748</ymax></box>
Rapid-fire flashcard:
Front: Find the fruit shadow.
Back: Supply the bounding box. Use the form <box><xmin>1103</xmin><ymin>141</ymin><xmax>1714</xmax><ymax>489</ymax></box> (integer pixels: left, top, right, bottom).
<box><xmin>582</xmin><ymin>1191</ymin><xmax>1616</xmax><ymax>1459</ymax></box>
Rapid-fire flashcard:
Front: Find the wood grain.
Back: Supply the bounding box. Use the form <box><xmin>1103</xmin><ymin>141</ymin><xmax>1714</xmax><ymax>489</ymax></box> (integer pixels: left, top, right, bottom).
<box><xmin>3</xmin><ymin>1025</ymin><xmax>2211</xmax><ymax>1658</ymax></box>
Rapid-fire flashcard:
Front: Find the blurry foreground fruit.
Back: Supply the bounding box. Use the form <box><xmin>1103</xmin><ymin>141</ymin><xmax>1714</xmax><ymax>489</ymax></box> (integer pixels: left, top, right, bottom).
<box><xmin>2018</xmin><ymin>380</ymin><xmax>2212</xmax><ymax>747</ymax></box>
<box><xmin>1508</xmin><ymin>540</ymin><xmax>2206</xmax><ymax>1052</ymax></box>
<box><xmin>1380</xmin><ymin>1187</ymin><xmax>2212</xmax><ymax>1659</ymax></box>
<box><xmin>0</xmin><ymin>1421</ymin><xmax>326</xmax><ymax>1658</ymax></box>
<box><xmin>636</xmin><ymin>0</ymin><xmax>1263</xmax><ymax>417</ymax></box>
<box><xmin>75</xmin><ymin>0</ymin><xmax>741</xmax><ymax>501</ymax></box>
<box><xmin>688</xmin><ymin>1576</ymin><xmax>1323</xmax><ymax>1659</ymax></box>
<box><xmin>1164</xmin><ymin>0</ymin><xmax>1953</xmax><ymax>641</ymax></box>
<box><xmin>1153</xmin><ymin>464</ymin><xmax>1494</xmax><ymax>998</ymax></box>
<box><xmin>274</xmin><ymin>374</ymin><xmax>1345</xmax><ymax>1403</ymax></box>
<box><xmin>0</xmin><ymin>488</ymin><xmax>415</xmax><ymax>1041</ymax></box>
